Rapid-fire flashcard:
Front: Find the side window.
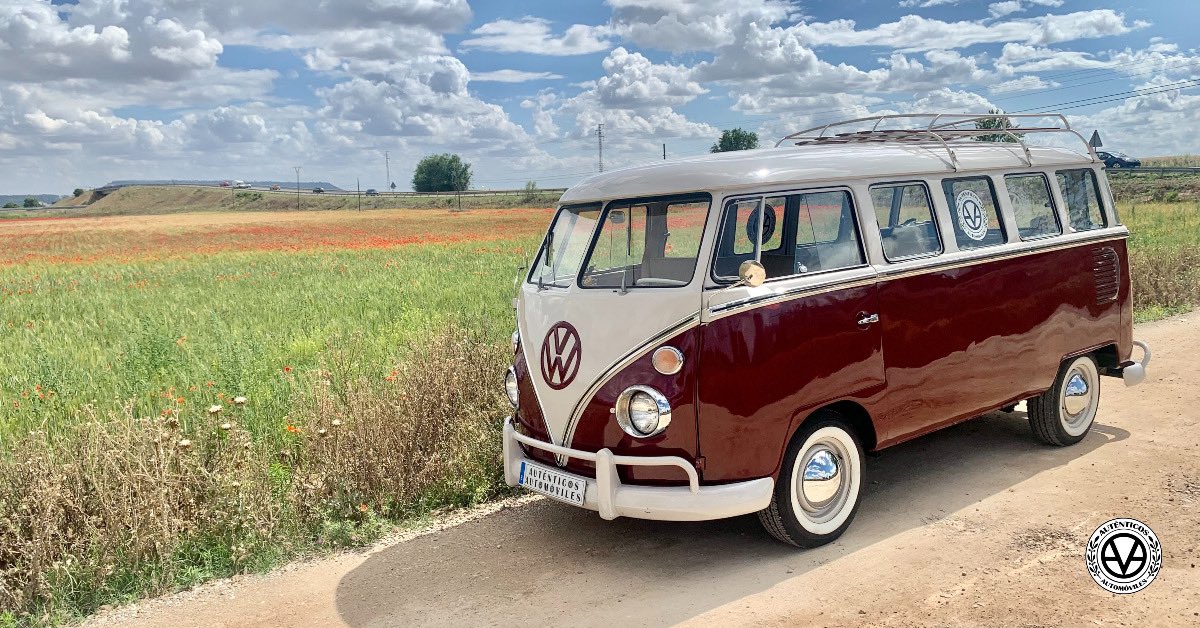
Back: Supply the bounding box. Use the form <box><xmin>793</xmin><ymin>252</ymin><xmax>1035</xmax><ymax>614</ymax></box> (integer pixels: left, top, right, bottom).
<box><xmin>1056</xmin><ymin>169</ymin><xmax>1107</xmax><ymax>231</ymax></box>
<box><xmin>1004</xmin><ymin>173</ymin><xmax>1061</xmax><ymax>240</ymax></box>
<box><xmin>869</xmin><ymin>182</ymin><xmax>941</xmax><ymax>260</ymax></box>
<box><xmin>713</xmin><ymin>198</ymin><xmax>762</xmax><ymax>278</ymax></box>
<box><xmin>760</xmin><ymin>196</ymin><xmax>785</xmax><ymax>253</ymax></box>
<box><xmin>789</xmin><ymin>190</ymin><xmax>865</xmax><ymax>274</ymax></box>
<box><xmin>942</xmin><ymin>177</ymin><xmax>1006</xmax><ymax>250</ymax></box>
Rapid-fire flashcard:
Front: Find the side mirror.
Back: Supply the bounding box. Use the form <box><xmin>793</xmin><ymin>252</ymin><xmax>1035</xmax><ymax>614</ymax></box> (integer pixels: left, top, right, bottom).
<box><xmin>738</xmin><ymin>260</ymin><xmax>766</xmax><ymax>288</ymax></box>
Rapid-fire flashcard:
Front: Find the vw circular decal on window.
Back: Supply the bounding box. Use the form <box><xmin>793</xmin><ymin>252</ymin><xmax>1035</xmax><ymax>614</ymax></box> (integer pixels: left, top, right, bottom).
<box><xmin>955</xmin><ymin>190</ymin><xmax>989</xmax><ymax>241</ymax></box>
<box><xmin>745</xmin><ymin>204</ymin><xmax>777</xmax><ymax>244</ymax></box>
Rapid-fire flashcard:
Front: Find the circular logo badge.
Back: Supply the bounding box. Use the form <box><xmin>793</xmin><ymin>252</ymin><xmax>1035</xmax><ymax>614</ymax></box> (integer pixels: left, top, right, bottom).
<box><xmin>955</xmin><ymin>190</ymin><xmax>989</xmax><ymax>241</ymax></box>
<box><xmin>540</xmin><ymin>321</ymin><xmax>582</xmax><ymax>390</ymax></box>
<box><xmin>1085</xmin><ymin>518</ymin><xmax>1161</xmax><ymax>594</ymax></box>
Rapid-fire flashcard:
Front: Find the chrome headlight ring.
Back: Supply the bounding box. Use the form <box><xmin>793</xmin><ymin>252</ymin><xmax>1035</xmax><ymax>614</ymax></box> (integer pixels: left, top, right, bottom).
<box><xmin>504</xmin><ymin>366</ymin><xmax>519</xmax><ymax>408</ymax></box>
<box><xmin>614</xmin><ymin>385</ymin><xmax>672</xmax><ymax>438</ymax></box>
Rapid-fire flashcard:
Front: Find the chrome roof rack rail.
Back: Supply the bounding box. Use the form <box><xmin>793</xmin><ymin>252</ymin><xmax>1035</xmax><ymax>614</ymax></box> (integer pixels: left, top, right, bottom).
<box><xmin>774</xmin><ymin>113</ymin><xmax>1097</xmax><ymax>171</ymax></box>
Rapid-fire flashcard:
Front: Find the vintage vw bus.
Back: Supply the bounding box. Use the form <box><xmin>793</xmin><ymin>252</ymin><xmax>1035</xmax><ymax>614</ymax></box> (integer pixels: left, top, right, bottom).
<box><xmin>501</xmin><ymin>113</ymin><xmax>1151</xmax><ymax>547</ymax></box>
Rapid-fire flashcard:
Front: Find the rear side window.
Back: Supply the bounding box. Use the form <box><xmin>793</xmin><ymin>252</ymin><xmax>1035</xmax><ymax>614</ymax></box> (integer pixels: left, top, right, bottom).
<box><xmin>942</xmin><ymin>177</ymin><xmax>1006</xmax><ymax>250</ymax></box>
<box><xmin>790</xmin><ymin>191</ymin><xmax>866</xmax><ymax>273</ymax></box>
<box><xmin>1056</xmin><ymin>169</ymin><xmax>1107</xmax><ymax>231</ymax></box>
<box><xmin>869</xmin><ymin>182</ymin><xmax>941</xmax><ymax>260</ymax></box>
<box><xmin>1004</xmin><ymin>174</ymin><xmax>1061</xmax><ymax>240</ymax></box>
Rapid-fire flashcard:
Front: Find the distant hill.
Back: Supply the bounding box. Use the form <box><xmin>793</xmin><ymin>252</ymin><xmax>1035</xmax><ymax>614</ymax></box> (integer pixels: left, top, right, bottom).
<box><xmin>104</xmin><ymin>179</ymin><xmax>343</xmax><ymax>191</ymax></box>
<box><xmin>0</xmin><ymin>194</ymin><xmax>63</xmax><ymax>206</ymax></box>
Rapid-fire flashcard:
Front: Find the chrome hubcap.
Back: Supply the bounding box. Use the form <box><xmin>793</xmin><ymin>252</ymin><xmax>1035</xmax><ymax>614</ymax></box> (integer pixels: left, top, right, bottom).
<box><xmin>1063</xmin><ymin>372</ymin><xmax>1090</xmax><ymax>416</ymax></box>
<box><xmin>796</xmin><ymin>440</ymin><xmax>851</xmax><ymax>523</ymax></box>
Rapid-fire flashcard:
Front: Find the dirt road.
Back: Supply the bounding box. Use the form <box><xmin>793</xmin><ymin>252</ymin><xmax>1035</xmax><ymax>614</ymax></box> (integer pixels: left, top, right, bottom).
<box><xmin>88</xmin><ymin>315</ymin><xmax>1200</xmax><ymax>627</ymax></box>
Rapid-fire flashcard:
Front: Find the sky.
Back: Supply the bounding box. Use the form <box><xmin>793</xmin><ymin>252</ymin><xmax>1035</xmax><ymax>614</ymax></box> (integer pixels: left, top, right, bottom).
<box><xmin>0</xmin><ymin>0</ymin><xmax>1197</xmax><ymax>194</ymax></box>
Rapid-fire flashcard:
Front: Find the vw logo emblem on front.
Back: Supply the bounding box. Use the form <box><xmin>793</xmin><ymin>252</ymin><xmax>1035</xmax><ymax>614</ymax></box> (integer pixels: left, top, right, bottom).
<box><xmin>540</xmin><ymin>322</ymin><xmax>582</xmax><ymax>390</ymax></box>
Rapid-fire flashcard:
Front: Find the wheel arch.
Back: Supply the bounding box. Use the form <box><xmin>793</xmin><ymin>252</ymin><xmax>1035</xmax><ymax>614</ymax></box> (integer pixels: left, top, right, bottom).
<box><xmin>782</xmin><ymin>400</ymin><xmax>878</xmax><ymax>467</ymax></box>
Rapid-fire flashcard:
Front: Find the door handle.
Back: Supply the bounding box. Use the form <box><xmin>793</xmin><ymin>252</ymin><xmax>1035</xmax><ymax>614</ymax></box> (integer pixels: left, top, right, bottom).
<box><xmin>857</xmin><ymin>312</ymin><xmax>879</xmax><ymax>326</ymax></box>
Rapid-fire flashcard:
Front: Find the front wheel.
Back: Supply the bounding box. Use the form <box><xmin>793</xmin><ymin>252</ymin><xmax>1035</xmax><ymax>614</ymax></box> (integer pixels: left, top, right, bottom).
<box><xmin>1028</xmin><ymin>355</ymin><xmax>1100</xmax><ymax>446</ymax></box>
<box><xmin>758</xmin><ymin>412</ymin><xmax>865</xmax><ymax>548</ymax></box>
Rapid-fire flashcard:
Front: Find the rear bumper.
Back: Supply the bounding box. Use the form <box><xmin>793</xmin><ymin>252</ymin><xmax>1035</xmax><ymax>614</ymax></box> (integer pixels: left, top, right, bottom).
<box><xmin>503</xmin><ymin>417</ymin><xmax>773</xmax><ymax>522</ymax></box>
<box><xmin>1121</xmin><ymin>340</ymin><xmax>1152</xmax><ymax>387</ymax></box>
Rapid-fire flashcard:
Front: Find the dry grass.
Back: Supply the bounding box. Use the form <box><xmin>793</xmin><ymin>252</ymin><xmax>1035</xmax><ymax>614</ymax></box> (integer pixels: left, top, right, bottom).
<box><xmin>0</xmin><ymin>325</ymin><xmax>509</xmax><ymax>625</ymax></box>
<box><xmin>1121</xmin><ymin>201</ymin><xmax>1200</xmax><ymax>320</ymax></box>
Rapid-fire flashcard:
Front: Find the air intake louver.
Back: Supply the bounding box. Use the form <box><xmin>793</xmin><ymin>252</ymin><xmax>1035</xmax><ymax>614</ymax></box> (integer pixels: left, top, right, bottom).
<box><xmin>1092</xmin><ymin>246</ymin><xmax>1119</xmax><ymax>304</ymax></box>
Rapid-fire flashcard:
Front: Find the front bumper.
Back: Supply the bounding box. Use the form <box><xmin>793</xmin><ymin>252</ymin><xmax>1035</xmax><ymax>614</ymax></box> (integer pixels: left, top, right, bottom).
<box><xmin>503</xmin><ymin>417</ymin><xmax>773</xmax><ymax>522</ymax></box>
<box><xmin>1121</xmin><ymin>340</ymin><xmax>1152</xmax><ymax>387</ymax></box>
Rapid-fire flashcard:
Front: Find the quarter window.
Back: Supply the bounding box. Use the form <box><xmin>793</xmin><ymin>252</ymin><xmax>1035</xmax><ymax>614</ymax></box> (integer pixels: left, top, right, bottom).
<box><xmin>869</xmin><ymin>183</ymin><xmax>942</xmax><ymax>260</ymax></box>
<box><xmin>1004</xmin><ymin>173</ymin><xmax>1061</xmax><ymax>240</ymax></box>
<box><xmin>1056</xmin><ymin>169</ymin><xmax>1107</xmax><ymax>231</ymax></box>
<box><xmin>942</xmin><ymin>177</ymin><xmax>1006</xmax><ymax>250</ymax></box>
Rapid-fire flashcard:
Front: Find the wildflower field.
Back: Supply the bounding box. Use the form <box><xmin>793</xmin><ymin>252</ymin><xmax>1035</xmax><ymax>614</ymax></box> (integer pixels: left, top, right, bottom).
<box><xmin>0</xmin><ymin>196</ymin><xmax>1197</xmax><ymax>625</ymax></box>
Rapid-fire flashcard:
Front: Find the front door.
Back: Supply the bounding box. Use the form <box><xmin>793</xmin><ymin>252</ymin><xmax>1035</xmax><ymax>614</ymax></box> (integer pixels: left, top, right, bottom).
<box><xmin>697</xmin><ymin>189</ymin><xmax>885</xmax><ymax>482</ymax></box>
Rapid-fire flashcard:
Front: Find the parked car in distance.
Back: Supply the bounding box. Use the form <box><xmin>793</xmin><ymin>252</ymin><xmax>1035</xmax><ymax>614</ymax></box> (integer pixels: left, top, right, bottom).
<box><xmin>233</xmin><ymin>181</ymin><xmax>252</xmax><ymax>189</ymax></box>
<box><xmin>270</xmin><ymin>184</ymin><xmax>281</xmax><ymax>191</ymax></box>
<box><xmin>219</xmin><ymin>181</ymin><xmax>231</xmax><ymax>187</ymax></box>
<box><xmin>366</xmin><ymin>188</ymin><xmax>379</xmax><ymax>196</ymax></box>
<box><xmin>1096</xmin><ymin>151</ymin><xmax>1141</xmax><ymax>169</ymax></box>
<box><xmin>312</xmin><ymin>187</ymin><xmax>325</xmax><ymax>194</ymax></box>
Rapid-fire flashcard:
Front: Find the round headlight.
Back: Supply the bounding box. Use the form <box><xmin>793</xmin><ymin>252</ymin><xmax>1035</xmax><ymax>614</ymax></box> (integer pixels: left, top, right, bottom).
<box><xmin>504</xmin><ymin>367</ymin><xmax>519</xmax><ymax>408</ymax></box>
<box><xmin>615</xmin><ymin>386</ymin><xmax>672</xmax><ymax>438</ymax></box>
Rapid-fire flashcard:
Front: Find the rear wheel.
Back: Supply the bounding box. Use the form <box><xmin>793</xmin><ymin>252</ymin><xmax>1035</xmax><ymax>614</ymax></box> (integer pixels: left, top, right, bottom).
<box><xmin>758</xmin><ymin>412</ymin><xmax>865</xmax><ymax>548</ymax></box>
<box><xmin>1029</xmin><ymin>355</ymin><xmax>1100</xmax><ymax>446</ymax></box>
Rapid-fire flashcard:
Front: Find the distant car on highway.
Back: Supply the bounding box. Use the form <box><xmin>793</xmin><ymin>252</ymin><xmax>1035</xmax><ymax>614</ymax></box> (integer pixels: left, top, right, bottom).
<box><xmin>312</xmin><ymin>187</ymin><xmax>325</xmax><ymax>194</ymax></box>
<box><xmin>220</xmin><ymin>181</ymin><xmax>231</xmax><ymax>187</ymax></box>
<box><xmin>270</xmin><ymin>184</ymin><xmax>281</xmax><ymax>191</ymax></box>
<box><xmin>234</xmin><ymin>181</ymin><xmax>252</xmax><ymax>189</ymax></box>
<box><xmin>1096</xmin><ymin>151</ymin><xmax>1141</xmax><ymax>169</ymax></box>
<box><xmin>366</xmin><ymin>189</ymin><xmax>379</xmax><ymax>196</ymax></box>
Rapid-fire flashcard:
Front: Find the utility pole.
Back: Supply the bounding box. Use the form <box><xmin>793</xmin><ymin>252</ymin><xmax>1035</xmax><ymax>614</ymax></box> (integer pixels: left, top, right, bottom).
<box><xmin>597</xmin><ymin>123</ymin><xmax>604</xmax><ymax>173</ymax></box>
<box><xmin>293</xmin><ymin>166</ymin><xmax>301</xmax><ymax>211</ymax></box>
<box><xmin>356</xmin><ymin>177</ymin><xmax>361</xmax><ymax>211</ymax></box>
<box><xmin>384</xmin><ymin>151</ymin><xmax>391</xmax><ymax>190</ymax></box>
<box><xmin>663</xmin><ymin>143</ymin><xmax>666</xmax><ymax>160</ymax></box>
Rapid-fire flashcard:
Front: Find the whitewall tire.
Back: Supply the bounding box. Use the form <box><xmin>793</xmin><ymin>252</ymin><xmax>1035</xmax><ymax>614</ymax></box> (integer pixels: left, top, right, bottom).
<box><xmin>1029</xmin><ymin>355</ymin><xmax>1100</xmax><ymax>446</ymax></box>
<box><xmin>759</xmin><ymin>412</ymin><xmax>865</xmax><ymax>547</ymax></box>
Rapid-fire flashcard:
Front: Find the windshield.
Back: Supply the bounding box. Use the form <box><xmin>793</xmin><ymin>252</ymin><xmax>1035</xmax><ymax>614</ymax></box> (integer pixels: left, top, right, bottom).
<box><xmin>529</xmin><ymin>203</ymin><xmax>603</xmax><ymax>287</ymax></box>
<box><xmin>580</xmin><ymin>194</ymin><xmax>710</xmax><ymax>289</ymax></box>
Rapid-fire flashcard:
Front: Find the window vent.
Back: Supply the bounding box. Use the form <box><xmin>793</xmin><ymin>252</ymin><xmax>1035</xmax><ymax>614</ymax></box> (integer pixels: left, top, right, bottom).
<box><xmin>1092</xmin><ymin>246</ymin><xmax>1119</xmax><ymax>304</ymax></box>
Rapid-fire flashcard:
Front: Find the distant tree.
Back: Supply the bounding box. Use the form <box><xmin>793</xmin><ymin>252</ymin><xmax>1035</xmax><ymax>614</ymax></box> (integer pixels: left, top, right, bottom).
<box><xmin>522</xmin><ymin>180</ymin><xmax>539</xmax><ymax>203</ymax></box>
<box><xmin>973</xmin><ymin>108</ymin><xmax>1023</xmax><ymax>143</ymax></box>
<box><xmin>22</xmin><ymin>197</ymin><xmax>40</xmax><ymax>208</ymax></box>
<box><xmin>711</xmin><ymin>128</ymin><xmax>759</xmax><ymax>153</ymax></box>
<box><xmin>412</xmin><ymin>154</ymin><xmax>472</xmax><ymax>193</ymax></box>
<box><xmin>2</xmin><ymin>202</ymin><xmax>17</xmax><ymax>209</ymax></box>
<box><xmin>73</xmin><ymin>188</ymin><xmax>85</xmax><ymax>197</ymax></box>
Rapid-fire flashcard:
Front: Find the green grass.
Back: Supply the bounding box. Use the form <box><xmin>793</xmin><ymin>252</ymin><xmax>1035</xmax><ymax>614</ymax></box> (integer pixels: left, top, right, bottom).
<box><xmin>0</xmin><ymin>240</ymin><xmax>536</xmax><ymax>447</ymax></box>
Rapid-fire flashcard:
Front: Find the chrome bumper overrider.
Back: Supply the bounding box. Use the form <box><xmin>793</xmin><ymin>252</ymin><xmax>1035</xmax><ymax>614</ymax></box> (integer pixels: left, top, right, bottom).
<box><xmin>1122</xmin><ymin>340</ymin><xmax>1152</xmax><ymax>387</ymax></box>
<box><xmin>503</xmin><ymin>417</ymin><xmax>773</xmax><ymax>521</ymax></box>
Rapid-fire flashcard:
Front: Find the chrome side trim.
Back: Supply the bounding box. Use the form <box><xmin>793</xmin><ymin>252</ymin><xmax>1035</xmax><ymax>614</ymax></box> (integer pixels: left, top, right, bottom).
<box><xmin>559</xmin><ymin>311</ymin><xmax>701</xmax><ymax>459</ymax></box>
<box><xmin>706</xmin><ymin>230</ymin><xmax>1128</xmax><ymax>320</ymax></box>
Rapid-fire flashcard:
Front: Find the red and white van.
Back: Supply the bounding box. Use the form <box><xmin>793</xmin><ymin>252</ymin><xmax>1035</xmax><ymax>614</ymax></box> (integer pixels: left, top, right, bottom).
<box><xmin>501</xmin><ymin>113</ymin><xmax>1151</xmax><ymax>547</ymax></box>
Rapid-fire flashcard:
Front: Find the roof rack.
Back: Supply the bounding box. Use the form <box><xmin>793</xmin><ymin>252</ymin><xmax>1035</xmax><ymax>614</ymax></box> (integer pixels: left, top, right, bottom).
<box><xmin>773</xmin><ymin>113</ymin><xmax>1096</xmax><ymax>171</ymax></box>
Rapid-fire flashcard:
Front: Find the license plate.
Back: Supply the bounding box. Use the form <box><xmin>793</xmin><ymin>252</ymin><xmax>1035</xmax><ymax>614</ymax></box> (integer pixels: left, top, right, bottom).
<box><xmin>519</xmin><ymin>461</ymin><xmax>586</xmax><ymax>506</ymax></box>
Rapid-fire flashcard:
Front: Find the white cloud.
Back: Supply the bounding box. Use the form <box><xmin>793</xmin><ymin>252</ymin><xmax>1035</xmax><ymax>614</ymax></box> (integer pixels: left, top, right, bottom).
<box><xmin>989</xmin><ymin>75</ymin><xmax>1058</xmax><ymax>94</ymax></box>
<box><xmin>607</xmin><ymin>0</ymin><xmax>794</xmax><ymax>53</ymax></box>
<box><xmin>794</xmin><ymin>10</ymin><xmax>1148</xmax><ymax>52</ymax></box>
<box><xmin>595</xmin><ymin>47</ymin><xmax>706</xmax><ymax>108</ymax></box>
<box><xmin>899</xmin><ymin>0</ymin><xmax>959</xmax><ymax>7</ymax></box>
<box><xmin>460</xmin><ymin>18</ymin><xmax>611</xmax><ymax>56</ymax></box>
<box><xmin>471</xmin><ymin>69</ymin><xmax>564</xmax><ymax>83</ymax></box>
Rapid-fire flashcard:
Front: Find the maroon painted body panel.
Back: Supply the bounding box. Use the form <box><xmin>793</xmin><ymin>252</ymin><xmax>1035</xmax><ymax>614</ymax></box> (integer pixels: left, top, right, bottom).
<box><xmin>695</xmin><ymin>237</ymin><xmax>1129</xmax><ymax>483</ymax></box>
<box><xmin>697</xmin><ymin>284</ymin><xmax>884</xmax><ymax>482</ymax></box>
